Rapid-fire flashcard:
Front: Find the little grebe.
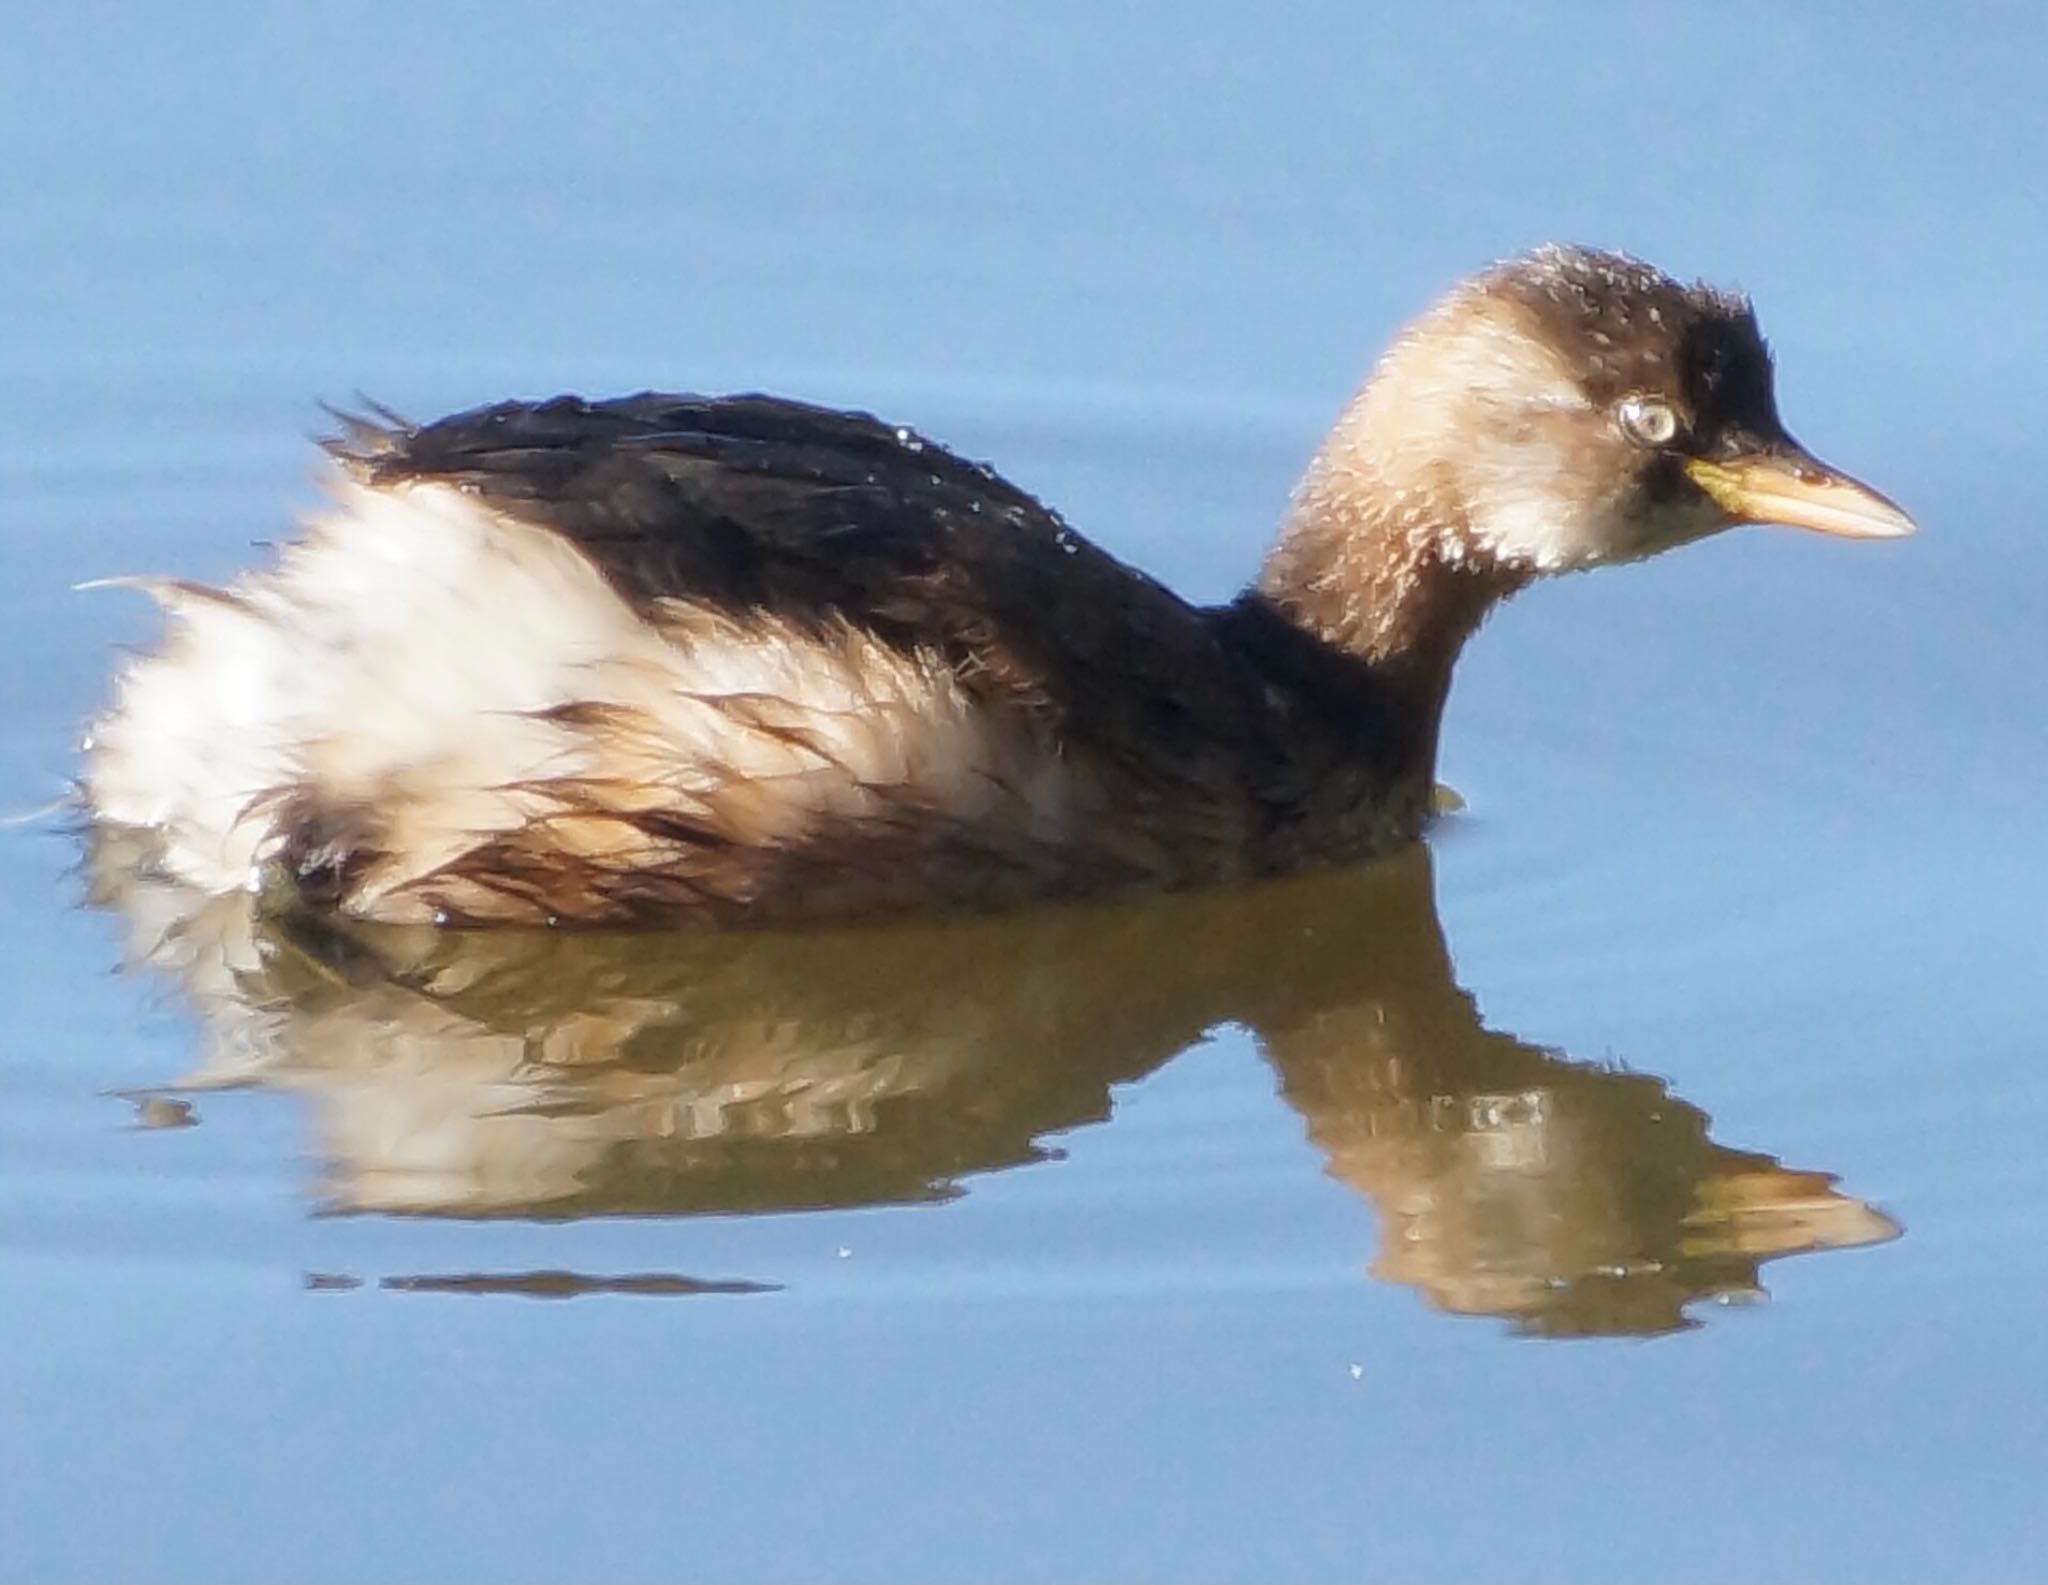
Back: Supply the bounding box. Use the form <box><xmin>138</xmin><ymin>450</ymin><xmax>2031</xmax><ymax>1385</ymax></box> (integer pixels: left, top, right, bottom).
<box><xmin>82</xmin><ymin>245</ymin><xmax>1915</xmax><ymax>928</ymax></box>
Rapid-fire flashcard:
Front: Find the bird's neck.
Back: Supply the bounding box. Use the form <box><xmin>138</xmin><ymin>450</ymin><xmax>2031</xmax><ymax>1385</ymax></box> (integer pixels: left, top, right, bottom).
<box><xmin>1240</xmin><ymin>461</ymin><xmax>1533</xmax><ymax>819</ymax></box>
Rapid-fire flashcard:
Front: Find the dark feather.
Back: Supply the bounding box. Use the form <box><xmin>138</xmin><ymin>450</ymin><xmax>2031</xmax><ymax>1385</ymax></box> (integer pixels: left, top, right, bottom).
<box><xmin>331</xmin><ymin>393</ymin><xmax>1285</xmax><ymax>829</ymax></box>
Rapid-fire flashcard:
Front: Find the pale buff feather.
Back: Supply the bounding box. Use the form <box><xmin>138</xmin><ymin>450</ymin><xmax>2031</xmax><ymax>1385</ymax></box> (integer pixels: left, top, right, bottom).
<box><xmin>85</xmin><ymin>475</ymin><xmax>1092</xmax><ymax>919</ymax></box>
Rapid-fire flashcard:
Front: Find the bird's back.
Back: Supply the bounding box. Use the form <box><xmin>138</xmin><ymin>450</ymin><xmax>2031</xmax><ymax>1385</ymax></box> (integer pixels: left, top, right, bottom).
<box><xmin>87</xmin><ymin>394</ymin><xmax>1287</xmax><ymax>927</ymax></box>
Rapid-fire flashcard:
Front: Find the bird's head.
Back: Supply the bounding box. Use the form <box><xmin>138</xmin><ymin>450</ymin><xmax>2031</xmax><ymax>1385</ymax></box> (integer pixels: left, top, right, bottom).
<box><xmin>1313</xmin><ymin>243</ymin><xmax>1916</xmax><ymax>577</ymax></box>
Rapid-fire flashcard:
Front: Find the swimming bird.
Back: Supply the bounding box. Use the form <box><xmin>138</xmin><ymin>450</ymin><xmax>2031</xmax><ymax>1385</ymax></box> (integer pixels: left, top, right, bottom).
<box><xmin>81</xmin><ymin>244</ymin><xmax>1915</xmax><ymax>929</ymax></box>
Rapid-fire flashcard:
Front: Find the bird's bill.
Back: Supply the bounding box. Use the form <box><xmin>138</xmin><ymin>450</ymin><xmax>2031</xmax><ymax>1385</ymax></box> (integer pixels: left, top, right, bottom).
<box><xmin>1683</xmin><ymin>451</ymin><xmax>1917</xmax><ymax>540</ymax></box>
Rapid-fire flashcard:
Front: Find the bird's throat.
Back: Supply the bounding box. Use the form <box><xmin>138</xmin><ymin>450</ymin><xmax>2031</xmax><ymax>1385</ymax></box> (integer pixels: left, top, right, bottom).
<box><xmin>1254</xmin><ymin>498</ymin><xmax>1534</xmax><ymax>801</ymax></box>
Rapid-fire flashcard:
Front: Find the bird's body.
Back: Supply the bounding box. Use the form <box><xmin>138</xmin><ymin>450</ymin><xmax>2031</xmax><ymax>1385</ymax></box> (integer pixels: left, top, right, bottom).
<box><xmin>82</xmin><ymin>246</ymin><xmax>1913</xmax><ymax>929</ymax></box>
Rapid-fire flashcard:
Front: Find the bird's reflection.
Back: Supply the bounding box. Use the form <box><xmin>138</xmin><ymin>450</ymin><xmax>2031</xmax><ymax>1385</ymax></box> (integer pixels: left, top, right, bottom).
<box><xmin>90</xmin><ymin>828</ymin><xmax>1896</xmax><ymax>1336</ymax></box>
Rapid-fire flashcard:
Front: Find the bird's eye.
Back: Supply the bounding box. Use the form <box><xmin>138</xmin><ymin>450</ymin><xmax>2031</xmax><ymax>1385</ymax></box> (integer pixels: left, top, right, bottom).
<box><xmin>1617</xmin><ymin>396</ymin><xmax>1680</xmax><ymax>447</ymax></box>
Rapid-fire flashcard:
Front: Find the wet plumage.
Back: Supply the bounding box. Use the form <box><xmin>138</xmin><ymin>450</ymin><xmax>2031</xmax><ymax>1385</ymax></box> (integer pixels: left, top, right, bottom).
<box><xmin>81</xmin><ymin>245</ymin><xmax>1913</xmax><ymax>928</ymax></box>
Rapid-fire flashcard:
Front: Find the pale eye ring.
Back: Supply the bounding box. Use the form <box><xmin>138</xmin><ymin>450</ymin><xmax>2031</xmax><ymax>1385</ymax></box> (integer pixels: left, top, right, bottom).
<box><xmin>1617</xmin><ymin>395</ymin><xmax>1681</xmax><ymax>447</ymax></box>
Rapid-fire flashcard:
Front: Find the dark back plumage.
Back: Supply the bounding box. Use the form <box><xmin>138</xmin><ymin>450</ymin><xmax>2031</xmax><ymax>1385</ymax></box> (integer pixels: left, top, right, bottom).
<box><xmin>304</xmin><ymin>394</ymin><xmax>1379</xmax><ymax>920</ymax></box>
<box><xmin>337</xmin><ymin>393</ymin><xmax>1262</xmax><ymax>770</ymax></box>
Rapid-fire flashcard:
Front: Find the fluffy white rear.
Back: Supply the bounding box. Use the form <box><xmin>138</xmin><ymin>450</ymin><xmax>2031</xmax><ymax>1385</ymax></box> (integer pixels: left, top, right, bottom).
<box><xmin>85</xmin><ymin>474</ymin><xmax>1078</xmax><ymax>914</ymax></box>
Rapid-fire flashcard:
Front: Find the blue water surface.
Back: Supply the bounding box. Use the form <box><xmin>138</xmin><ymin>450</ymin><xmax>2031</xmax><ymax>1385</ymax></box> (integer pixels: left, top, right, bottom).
<box><xmin>2</xmin><ymin>6</ymin><xmax>2044</xmax><ymax>1582</ymax></box>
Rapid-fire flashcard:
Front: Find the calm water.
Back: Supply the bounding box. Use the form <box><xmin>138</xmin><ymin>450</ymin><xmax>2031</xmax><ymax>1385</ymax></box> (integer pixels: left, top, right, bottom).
<box><xmin>4</xmin><ymin>6</ymin><xmax>2046</xmax><ymax>1582</ymax></box>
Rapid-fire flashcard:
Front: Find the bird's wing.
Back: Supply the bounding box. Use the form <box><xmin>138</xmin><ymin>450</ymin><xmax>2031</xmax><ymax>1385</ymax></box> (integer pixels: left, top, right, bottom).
<box><xmin>332</xmin><ymin>393</ymin><xmax>1261</xmax><ymax>787</ymax></box>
